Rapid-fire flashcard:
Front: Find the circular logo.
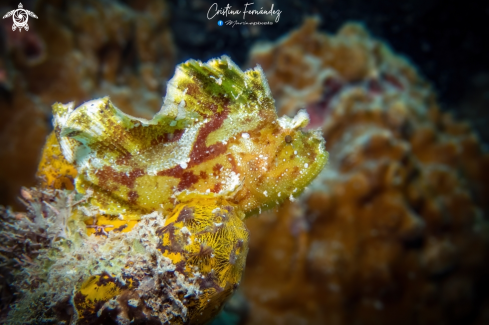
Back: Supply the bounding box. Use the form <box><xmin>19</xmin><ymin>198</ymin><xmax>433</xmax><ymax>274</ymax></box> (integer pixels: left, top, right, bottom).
<box><xmin>13</xmin><ymin>9</ymin><xmax>28</xmax><ymax>27</ymax></box>
<box><xmin>218</xmin><ymin>20</ymin><xmax>223</xmax><ymax>26</ymax></box>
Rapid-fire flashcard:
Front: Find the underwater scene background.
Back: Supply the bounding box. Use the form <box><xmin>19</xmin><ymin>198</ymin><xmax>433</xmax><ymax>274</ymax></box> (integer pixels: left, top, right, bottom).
<box><xmin>0</xmin><ymin>0</ymin><xmax>488</xmax><ymax>324</ymax></box>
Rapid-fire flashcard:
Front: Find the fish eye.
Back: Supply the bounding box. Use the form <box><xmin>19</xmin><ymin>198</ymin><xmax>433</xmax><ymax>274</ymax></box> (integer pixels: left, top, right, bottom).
<box><xmin>285</xmin><ymin>135</ymin><xmax>292</xmax><ymax>144</ymax></box>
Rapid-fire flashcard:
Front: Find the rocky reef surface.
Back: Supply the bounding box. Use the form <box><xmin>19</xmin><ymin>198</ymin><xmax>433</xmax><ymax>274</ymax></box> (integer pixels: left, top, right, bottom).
<box><xmin>0</xmin><ymin>0</ymin><xmax>176</xmax><ymax>209</ymax></box>
<box><xmin>243</xmin><ymin>18</ymin><xmax>489</xmax><ymax>325</ymax></box>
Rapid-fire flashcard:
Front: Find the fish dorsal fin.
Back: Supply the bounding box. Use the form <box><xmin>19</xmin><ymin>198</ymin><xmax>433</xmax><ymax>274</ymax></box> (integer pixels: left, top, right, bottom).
<box><xmin>47</xmin><ymin>56</ymin><xmax>328</xmax><ymax>218</ymax></box>
<box><xmin>160</xmin><ymin>55</ymin><xmax>275</xmax><ymax>119</ymax></box>
<box><xmin>53</xmin><ymin>56</ymin><xmax>276</xmax><ymax>167</ymax></box>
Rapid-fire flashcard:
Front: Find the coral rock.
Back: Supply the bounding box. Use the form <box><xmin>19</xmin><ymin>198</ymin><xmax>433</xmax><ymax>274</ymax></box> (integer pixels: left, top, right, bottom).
<box><xmin>0</xmin><ymin>0</ymin><xmax>176</xmax><ymax>209</ymax></box>
<box><xmin>244</xmin><ymin>19</ymin><xmax>489</xmax><ymax>325</ymax></box>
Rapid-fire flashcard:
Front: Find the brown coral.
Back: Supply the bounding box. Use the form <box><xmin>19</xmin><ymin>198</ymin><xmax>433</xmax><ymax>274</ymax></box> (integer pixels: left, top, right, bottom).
<box><xmin>243</xmin><ymin>18</ymin><xmax>489</xmax><ymax>325</ymax></box>
<box><xmin>0</xmin><ymin>0</ymin><xmax>176</xmax><ymax>209</ymax></box>
<box><xmin>249</xmin><ymin>17</ymin><xmax>424</xmax><ymax>119</ymax></box>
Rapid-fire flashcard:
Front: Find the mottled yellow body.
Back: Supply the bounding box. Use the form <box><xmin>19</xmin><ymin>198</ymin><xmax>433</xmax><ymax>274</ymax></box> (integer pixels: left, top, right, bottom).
<box><xmin>75</xmin><ymin>274</ymin><xmax>133</xmax><ymax>323</ymax></box>
<box><xmin>41</xmin><ymin>57</ymin><xmax>326</xmax><ymax>220</ymax></box>
<box><xmin>78</xmin><ymin>275</ymin><xmax>124</xmax><ymax>303</ymax></box>
<box><xmin>35</xmin><ymin>56</ymin><xmax>328</xmax><ymax>324</ymax></box>
<box><xmin>37</xmin><ymin>132</ymin><xmax>78</xmax><ymax>190</ymax></box>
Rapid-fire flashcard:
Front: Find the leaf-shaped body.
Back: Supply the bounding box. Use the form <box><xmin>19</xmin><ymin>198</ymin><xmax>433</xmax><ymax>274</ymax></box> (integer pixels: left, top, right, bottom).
<box><xmin>40</xmin><ymin>56</ymin><xmax>328</xmax><ymax>220</ymax></box>
<box><xmin>31</xmin><ymin>56</ymin><xmax>329</xmax><ymax>324</ymax></box>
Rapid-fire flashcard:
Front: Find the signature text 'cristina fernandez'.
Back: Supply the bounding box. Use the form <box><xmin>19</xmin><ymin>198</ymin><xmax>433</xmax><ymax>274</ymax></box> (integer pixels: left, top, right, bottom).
<box><xmin>207</xmin><ymin>2</ymin><xmax>281</xmax><ymax>23</ymax></box>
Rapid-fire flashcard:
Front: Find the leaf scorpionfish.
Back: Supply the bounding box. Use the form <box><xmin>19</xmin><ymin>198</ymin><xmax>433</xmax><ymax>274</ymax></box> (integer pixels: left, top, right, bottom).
<box><xmin>36</xmin><ymin>56</ymin><xmax>328</xmax><ymax>324</ymax></box>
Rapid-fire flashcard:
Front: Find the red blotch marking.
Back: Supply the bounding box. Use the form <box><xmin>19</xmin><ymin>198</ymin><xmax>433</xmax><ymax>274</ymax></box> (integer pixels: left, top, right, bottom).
<box><xmin>158</xmin><ymin>165</ymin><xmax>181</xmax><ymax>178</ymax></box>
<box><xmin>291</xmin><ymin>166</ymin><xmax>300</xmax><ymax>178</ymax></box>
<box><xmin>208</xmin><ymin>102</ymin><xmax>219</xmax><ymax>113</ymax></box>
<box><xmin>227</xmin><ymin>155</ymin><xmax>238</xmax><ymax>173</ymax></box>
<box><xmin>310</xmin><ymin>150</ymin><xmax>317</xmax><ymax>162</ymax></box>
<box><xmin>200</xmin><ymin>171</ymin><xmax>208</xmax><ymax>180</ymax></box>
<box><xmin>179</xmin><ymin>171</ymin><xmax>200</xmax><ymax>191</ymax></box>
<box><xmin>188</xmin><ymin>110</ymin><xmax>229</xmax><ymax>167</ymax></box>
<box><xmin>156</xmin><ymin>107</ymin><xmax>230</xmax><ymax>191</ymax></box>
<box><xmin>213</xmin><ymin>163</ymin><xmax>223</xmax><ymax>176</ymax></box>
<box><xmin>128</xmin><ymin>191</ymin><xmax>139</xmax><ymax>204</ymax></box>
<box><xmin>95</xmin><ymin>166</ymin><xmax>144</xmax><ymax>189</ymax></box>
<box><xmin>302</xmin><ymin>139</ymin><xmax>318</xmax><ymax>163</ymax></box>
<box><xmin>186</xmin><ymin>83</ymin><xmax>199</xmax><ymax>97</ymax></box>
<box><xmin>212</xmin><ymin>182</ymin><xmax>222</xmax><ymax>193</ymax></box>
<box><xmin>115</xmin><ymin>152</ymin><xmax>133</xmax><ymax>165</ymax></box>
<box><xmin>271</xmin><ymin>126</ymin><xmax>280</xmax><ymax>136</ymax></box>
<box><xmin>150</xmin><ymin>129</ymin><xmax>184</xmax><ymax>146</ymax></box>
<box><xmin>158</xmin><ymin>165</ymin><xmax>200</xmax><ymax>191</ymax></box>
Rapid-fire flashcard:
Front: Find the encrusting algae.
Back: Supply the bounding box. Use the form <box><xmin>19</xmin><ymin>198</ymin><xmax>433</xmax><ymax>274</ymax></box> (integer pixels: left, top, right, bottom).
<box><xmin>1</xmin><ymin>56</ymin><xmax>327</xmax><ymax>324</ymax></box>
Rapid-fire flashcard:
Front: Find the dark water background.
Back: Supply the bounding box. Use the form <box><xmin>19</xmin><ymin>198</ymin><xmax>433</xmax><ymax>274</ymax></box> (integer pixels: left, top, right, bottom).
<box><xmin>170</xmin><ymin>0</ymin><xmax>489</xmax><ymax>142</ymax></box>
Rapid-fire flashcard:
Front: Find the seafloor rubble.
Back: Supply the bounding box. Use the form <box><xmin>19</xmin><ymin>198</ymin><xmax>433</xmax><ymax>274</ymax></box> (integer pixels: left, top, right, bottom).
<box><xmin>243</xmin><ymin>18</ymin><xmax>489</xmax><ymax>325</ymax></box>
<box><xmin>0</xmin><ymin>0</ymin><xmax>176</xmax><ymax>209</ymax></box>
<box><xmin>0</xmin><ymin>56</ymin><xmax>327</xmax><ymax>324</ymax></box>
